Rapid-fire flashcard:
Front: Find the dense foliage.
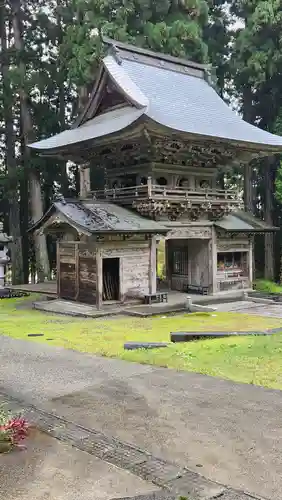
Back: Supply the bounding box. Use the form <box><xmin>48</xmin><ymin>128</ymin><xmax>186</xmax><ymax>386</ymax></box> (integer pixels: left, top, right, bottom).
<box><xmin>1</xmin><ymin>0</ymin><xmax>282</xmax><ymax>282</ymax></box>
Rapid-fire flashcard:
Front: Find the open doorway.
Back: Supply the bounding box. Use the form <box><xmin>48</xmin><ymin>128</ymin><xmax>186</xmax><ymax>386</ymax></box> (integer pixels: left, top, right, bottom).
<box><xmin>102</xmin><ymin>257</ymin><xmax>120</xmax><ymax>301</ymax></box>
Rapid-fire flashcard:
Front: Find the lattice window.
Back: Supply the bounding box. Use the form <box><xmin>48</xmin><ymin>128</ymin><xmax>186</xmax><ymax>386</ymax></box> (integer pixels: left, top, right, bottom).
<box><xmin>172</xmin><ymin>247</ymin><xmax>189</xmax><ymax>275</ymax></box>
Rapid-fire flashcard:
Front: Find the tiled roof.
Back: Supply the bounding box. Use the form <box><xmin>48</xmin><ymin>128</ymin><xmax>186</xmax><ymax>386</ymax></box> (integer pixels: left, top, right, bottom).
<box><xmin>29</xmin><ymin>200</ymin><xmax>168</xmax><ymax>234</ymax></box>
<box><xmin>29</xmin><ymin>39</ymin><xmax>282</xmax><ymax>153</ymax></box>
<box><xmin>29</xmin><ymin>107</ymin><xmax>143</xmax><ymax>153</ymax></box>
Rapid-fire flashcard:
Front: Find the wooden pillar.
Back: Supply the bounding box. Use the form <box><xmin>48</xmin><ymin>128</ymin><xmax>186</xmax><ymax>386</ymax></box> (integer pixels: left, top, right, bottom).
<box><xmin>211</xmin><ymin>228</ymin><xmax>217</xmax><ymax>295</ymax></box>
<box><xmin>56</xmin><ymin>241</ymin><xmax>60</xmax><ymax>298</ymax></box>
<box><xmin>79</xmin><ymin>164</ymin><xmax>91</xmax><ymax>198</ymax></box>
<box><xmin>165</xmin><ymin>239</ymin><xmax>171</xmax><ymax>288</ymax></box>
<box><xmin>119</xmin><ymin>257</ymin><xmax>125</xmax><ymax>302</ymax></box>
<box><xmin>149</xmin><ymin>235</ymin><xmax>157</xmax><ymax>294</ymax></box>
<box><xmin>75</xmin><ymin>242</ymin><xmax>79</xmax><ymax>301</ymax></box>
<box><xmin>96</xmin><ymin>249</ymin><xmax>103</xmax><ymax>309</ymax></box>
<box><xmin>248</xmin><ymin>238</ymin><xmax>253</xmax><ymax>286</ymax></box>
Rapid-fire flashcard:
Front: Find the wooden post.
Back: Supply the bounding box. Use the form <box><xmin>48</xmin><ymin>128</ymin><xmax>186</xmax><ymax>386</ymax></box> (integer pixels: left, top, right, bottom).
<box><xmin>165</xmin><ymin>239</ymin><xmax>171</xmax><ymax>288</ymax></box>
<box><xmin>149</xmin><ymin>236</ymin><xmax>157</xmax><ymax>294</ymax></box>
<box><xmin>75</xmin><ymin>242</ymin><xmax>79</xmax><ymax>301</ymax></box>
<box><xmin>79</xmin><ymin>164</ymin><xmax>91</xmax><ymax>198</ymax></box>
<box><xmin>96</xmin><ymin>249</ymin><xmax>103</xmax><ymax>309</ymax></box>
<box><xmin>211</xmin><ymin>228</ymin><xmax>217</xmax><ymax>295</ymax></box>
<box><xmin>248</xmin><ymin>238</ymin><xmax>253</xmax><ymax>286</ymax></box>
<box><xmin>56</xmin><ymin>241</ymin><xmax>60</xmax><ymax>298</ymax></box>
<box><xmin>147</xmin><ymin>176</ymin><xmax>152</xmax><ymax>199</ymax></box>
<box><xmin>119</xmin><ymin>257</ymin><xmax>125</xmax><ymax>302</ymax></box>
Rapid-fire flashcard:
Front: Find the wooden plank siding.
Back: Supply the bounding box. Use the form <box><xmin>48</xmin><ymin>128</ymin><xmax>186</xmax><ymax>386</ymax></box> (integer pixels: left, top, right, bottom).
<box><xmin>78</xmin><ymin>244</ymin><xmax>97</xmax><ymax>303</ymax></box>
<box><xmin>57</xmin><ymin>241</ymin><xmax>97</xmax><ymax>305</ymax></box>
<box><xmin>58</xmin><ymin>242</ymin><xmax>77</xmax><ymax>300</ymax></box>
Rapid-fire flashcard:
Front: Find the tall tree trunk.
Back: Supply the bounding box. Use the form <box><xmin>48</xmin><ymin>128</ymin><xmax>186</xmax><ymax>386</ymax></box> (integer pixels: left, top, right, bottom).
<box><xmin>19</xmin><ymin>136</ymin><xmax>29</xmax><ymax>283</ymax></box>
<box><xmin>242</xmin><ymin>87</ymin><xmax>254</xmax><ymax>212</ymax></box>
<box><xmin>264</xmin><ymin>157</ymin><xmax>275</xmax><ymax>280</ymax></box>
<box><xmin>10</xmin><ymin>0</ymin><xmax>50</xmax><ymax>281</ymax></box>
<box><xmin>0</xmin><ymin>6</ymin><xmax>24</xmax><ymax>284</ymax></box>
<box><xmin>56</xmin><ymin>3</ymin><xmax>69</xmax><ymax>196</ymax></box>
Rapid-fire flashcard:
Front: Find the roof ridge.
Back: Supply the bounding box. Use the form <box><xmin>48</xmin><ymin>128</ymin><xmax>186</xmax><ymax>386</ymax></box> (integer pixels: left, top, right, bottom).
<box><xmin>102</xmin><ymin>36</ymin><xmax>209</xmax><ymax>72</ymax></box>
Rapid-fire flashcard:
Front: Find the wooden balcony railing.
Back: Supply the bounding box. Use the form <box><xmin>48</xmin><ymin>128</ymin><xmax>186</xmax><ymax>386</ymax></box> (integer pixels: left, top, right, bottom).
<box><xmin>88</xmin><ymin>178</ymin><xmax>242</xmax><ymax>208</ymax></box>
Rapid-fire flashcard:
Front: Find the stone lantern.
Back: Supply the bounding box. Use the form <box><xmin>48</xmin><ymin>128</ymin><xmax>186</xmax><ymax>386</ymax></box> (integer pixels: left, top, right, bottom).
<box><xmin>0</xmin><ymin>222</ymin><xmax>13</xmax><ymax>287</ymax></box>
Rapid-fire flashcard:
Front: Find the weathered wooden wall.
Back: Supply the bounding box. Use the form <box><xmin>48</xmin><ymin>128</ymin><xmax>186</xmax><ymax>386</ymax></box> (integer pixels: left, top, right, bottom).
<box><xmin>100</xmin><ymin>242</ymin><xmax>151</xmax><ymax>300</ymax></box>
<box><xmin>57</xmin><ymin>241</ymin><xmax>97</xmax><ymax>304</ymax></box>
<box><xmin>57</xmin><ymin>239</ymin><xmax>152</xmax><ymax>305</ymax></box>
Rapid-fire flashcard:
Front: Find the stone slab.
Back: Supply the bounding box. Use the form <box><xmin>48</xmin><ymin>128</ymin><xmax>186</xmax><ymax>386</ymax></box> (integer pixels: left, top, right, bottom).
<box><xmin>165</xmin><ymin>471</ymin><xmax>225</xmax><ymax>499</ymax></box>
<box><xmin>33</xmin><ymin>299</ymin><xmax>123</xmax><ymax>318</ymax></box>
<box><xmin>124</xmin><ymin>342</ymin><xmax>169</xmax><ymax>350</ymax></box>
<box><xmin>170</xmin><ymin>331</ymin><xmax>273</xmax><ymax>342</ymax></box>
<box><xmin>218</xmin><ymin>490</ymin><xmax>261</xmax><ymax>500</ymax></box>
<box><xmin>112</xmin><ymin>494</ymin><xmax>176</xmax><ymax>500</ymax></box>
<box><xmin>130</xmin><ymin>458</ymin><xmax>183</xmax><ymax>484</ymax></box>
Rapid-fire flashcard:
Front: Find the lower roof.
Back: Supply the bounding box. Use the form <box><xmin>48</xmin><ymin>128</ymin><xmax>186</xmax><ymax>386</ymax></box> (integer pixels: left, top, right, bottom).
<box><xmin>215</xmin><ymin>211</ymin><xmax>278</xmax><ymax>233</ymax></box>
<box><xmin>29</xmin><ymin>199</ymin><xmax>168</xmax><ymax>235</ymax></box>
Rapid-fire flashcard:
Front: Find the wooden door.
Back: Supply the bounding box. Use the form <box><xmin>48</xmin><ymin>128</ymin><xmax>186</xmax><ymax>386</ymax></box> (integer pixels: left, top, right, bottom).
<box><xmin>78</xmin><ymin>244</ymin><xmax>97</xmax><ymax>304</ymax></box>
<box><xmin>57</xmin><ymin>242</ymin><xmax>76</xmax><ymax>300</ymax></box>
<box><xmin>57</xmin><ymin>241</ymin><xmax>97</xmax><ymax>304</ymax></box>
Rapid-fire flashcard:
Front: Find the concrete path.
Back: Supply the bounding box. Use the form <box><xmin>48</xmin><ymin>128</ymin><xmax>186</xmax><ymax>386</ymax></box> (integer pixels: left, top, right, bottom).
<box><xmin>1</xmin><ymin>336</ymin><xmax>282</xmax><ymax>499</ymax></box>
<box><xmin>0</xmin><ymin>428</ymin><xmax>158</xmax><ymax>500</ymax></box>
<box><xmin>215</xmin><ymin>300</ymin><xmax>282</xmax><ymax>317</ymax></box>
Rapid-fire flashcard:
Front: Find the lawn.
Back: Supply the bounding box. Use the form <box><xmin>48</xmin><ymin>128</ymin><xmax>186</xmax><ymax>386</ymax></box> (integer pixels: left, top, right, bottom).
<box><xmin>1</xmin><ymin>296</ymin><xmax>282</xmax><ymax>389</ymax></box>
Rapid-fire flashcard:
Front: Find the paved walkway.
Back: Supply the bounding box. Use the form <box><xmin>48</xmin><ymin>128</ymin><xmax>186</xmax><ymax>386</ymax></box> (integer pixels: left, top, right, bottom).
<box><xmin>215</xmin><ymin>300</ymin><xmax>282</xmax><ymax>317</ymax></box>
<box><xmin>1</xmin><ymin>336</ymin><xmax>282</xmax><ymax>499</ymax></box>
<box><xmin>0</xmin><ymin>429</ymin><xmax>158</xmax><ymax>500</ymax></box>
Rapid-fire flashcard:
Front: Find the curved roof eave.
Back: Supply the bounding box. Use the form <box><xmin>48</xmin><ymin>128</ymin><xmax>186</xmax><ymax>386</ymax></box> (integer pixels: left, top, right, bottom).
<box><xmin>28</xmin><ymin>106</ymin><xmax>147</xmax><ymax>154</ymax></box>
<box><xmin>143</xmin><ymin>115</ymin><xmax>282</xmax><ymax>154</ymax></box>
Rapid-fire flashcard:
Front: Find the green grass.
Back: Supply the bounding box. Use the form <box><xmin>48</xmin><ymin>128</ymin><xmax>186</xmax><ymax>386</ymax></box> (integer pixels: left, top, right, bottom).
<box><xmin>254</xmin><ymin>279</ymin><xmax>282</xmax><ymax>294</ymax></box>
<box><xmin>1</xmin><ymin>296</ymin><xmax>282</xmax><ymax>389</ymax></box>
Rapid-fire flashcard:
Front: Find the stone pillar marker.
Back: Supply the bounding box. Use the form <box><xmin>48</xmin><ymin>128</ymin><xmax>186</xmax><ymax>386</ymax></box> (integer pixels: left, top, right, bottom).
<box><xmin>0</xmin><ymin>222</ymin><xmax>13</xmax><ymax>288</ymax></box>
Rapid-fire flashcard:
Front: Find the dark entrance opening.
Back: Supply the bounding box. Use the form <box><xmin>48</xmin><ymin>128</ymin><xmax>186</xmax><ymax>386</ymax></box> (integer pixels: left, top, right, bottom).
<box><xmin>102</xmin><ymin>258</ymin><xmax>120</xmax><ymax>301</ymax></box>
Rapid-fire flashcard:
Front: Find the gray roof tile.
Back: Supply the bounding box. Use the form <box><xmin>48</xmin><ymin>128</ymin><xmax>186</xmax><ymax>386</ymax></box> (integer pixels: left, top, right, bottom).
<box><xmin>29</xmin><ymin>41</ymin><xmax>282</xmax><ymax>153</ymax></box>
<box><xmin>123</xmin><ymin>58</ymin><xmax>282</xmax><ymax>148</ymax></box>
<box><xmin>29</xmin><ymin>106</ymin><xmax>144</xmax><ymax>152</ymax></box>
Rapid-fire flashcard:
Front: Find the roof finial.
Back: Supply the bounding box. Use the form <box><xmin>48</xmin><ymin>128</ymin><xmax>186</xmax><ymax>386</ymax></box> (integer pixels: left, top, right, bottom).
<box><xmin>54</xmin><ymin>194</ymin><xmax>66</xmax><ymax>205</ymax></box>
<box><xmin>109</xmin><ymin>43</ymin><xmax>122</xmax><ymax>65</ymax></box>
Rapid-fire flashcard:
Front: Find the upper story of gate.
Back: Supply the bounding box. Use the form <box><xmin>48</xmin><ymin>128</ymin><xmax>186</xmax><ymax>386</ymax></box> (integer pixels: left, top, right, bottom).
<box><xmin>29</xmin><ymin>39</ymin><xmax>282</xmax><ymax>221</ymax></box>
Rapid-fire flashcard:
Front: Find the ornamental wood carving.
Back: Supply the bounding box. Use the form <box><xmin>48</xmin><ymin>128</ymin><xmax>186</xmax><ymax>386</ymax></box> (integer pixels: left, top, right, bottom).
<box><xmin>168</xmin><ymin>227</ymin><xmax>212</xmax><ymax>239</ymax></box>
<box><xmin>217</xmin><ymin>242</ymin><xmax>250</xmax><ymax>251</ymax></box>
<box><xmin>78</xmin><ymin>132</ymin><xmax>242</xmax><ymax>172</ymax></box>
<box><xmin>132</xmin><ymin>198</ymin><xmax>235</xmax><ymax>221</ymax></box>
